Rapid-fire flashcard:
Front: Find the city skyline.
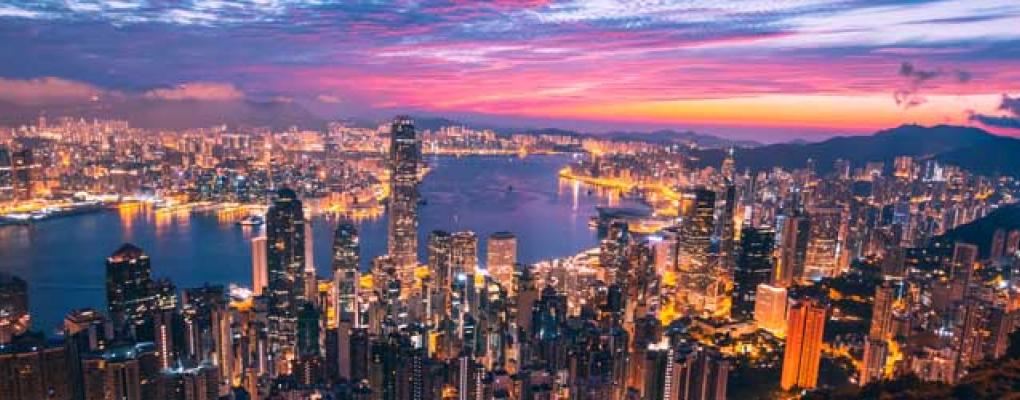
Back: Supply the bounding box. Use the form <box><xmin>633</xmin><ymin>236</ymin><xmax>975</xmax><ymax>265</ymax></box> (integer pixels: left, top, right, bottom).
<box><xmin>4</xmin><ymin>115</ymin><xmax>1020</xmax><ymax>398</ymax></box>
<box><xmin>6</xmin><ymin>2</ymin><xmax>1020</xmax><ymax>399</ymax></box>
<box><xmin>0</xmin><ymin>1</ymin><xmax>1018</xmax><ymax>140</ymax></box>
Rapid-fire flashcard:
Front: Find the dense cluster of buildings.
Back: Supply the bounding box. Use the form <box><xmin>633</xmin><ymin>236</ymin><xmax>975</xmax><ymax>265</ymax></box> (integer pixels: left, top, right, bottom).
<box><xmin>2</xmin><ymin>115</ymin><xmax>1020</xmax><ymax>399</ymax></box>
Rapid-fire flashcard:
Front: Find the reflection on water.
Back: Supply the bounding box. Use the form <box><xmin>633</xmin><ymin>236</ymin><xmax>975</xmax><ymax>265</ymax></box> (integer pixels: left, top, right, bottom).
<box><xmin>0</xmin><ymin>155</ymin><xmax>635</xmax><ymax>334</ymax></box>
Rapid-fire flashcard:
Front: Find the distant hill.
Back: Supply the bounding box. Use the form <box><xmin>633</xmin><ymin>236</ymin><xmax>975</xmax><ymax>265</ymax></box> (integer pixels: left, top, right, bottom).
<box><xmin>601</xmin><ymin>129</ymin><xmax>761</xmax><ymax>148</ymax></box>
<box><xmin>934</xmin><ymin>203</ymin><xmax>1020</xmax><ymax>258</ymax></box>
<box><xmin>692</xmin><ymin>124</ymin><xmax>1020</xmax><ymax>176</ymax></box>
<box><xmin>404</xmin><ymin>116</ymin><xmax>754</xmax><ymax>148</ymax></box>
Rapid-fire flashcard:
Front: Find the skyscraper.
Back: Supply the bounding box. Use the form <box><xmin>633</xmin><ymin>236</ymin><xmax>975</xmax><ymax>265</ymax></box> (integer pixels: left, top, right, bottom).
<box><xmin>265</xmin><ymin>187</ymin><xmax>307</xmax><ymax>372</ymax></box>
<box><xmin>0</xmin><ymin>273</ymin><xmax>30</xmax><ymax>344</ymax></box>
<box><xmin>251</xmin><ymin>236</ymin><xmax>268</xmax><ymax>296</ymax></box>
<box><xmin>0</xmin><ymin>334</ymin><xmax>73</xmax><ymax>400</ymax></box>
<box><xmin>451</xmin><ymin>231</ymin><xmax>479</xmax><ymax>275</ymax></box>
<box><xmin>486</xmin><ymin>232</ymin><xmax>517</xmax><ymax>289</ymax></box>
<box><xmin>681</xmin><ymin>188</ymin><xmax>716</xmax><ymax>313</ymax></box>
<box><xmin>774</xmin><ymin>213</ymin><xmax>810</xmax><ymax>286</ymax></box>
<box><xmin>428</xmin><ymin>230</ymin><xmax>453</xmax><ymax>290</ymax></box>
<box><xmin>388</xmin><ymin>116</ymin><xmax>421</xmax><ymax>273</ymax></box>
<box><xmin>860</xmin><ymin>281</ymin><xmax>896</xmax><ymax>386</ymax></box>
<box><xmin>105</xmin><ymin>243</ymin><xmax>158</xmax><ymax>334</ymax></box>
<box><xmin>780</xmin><ymin>299</ymin><xmax>826</xmax><ymax>390</ymax></box>
<box><xmin>11</xmin><ymin>149</ymin><xmax>37</xmax><ymax>200</ymax></box>
<box><xmin>718</xmin><ymin>182</ymin><xmax>737</xmax><ymax>274</ymax></box>
<box><xmin>804</xmin><ymin>207</ymin><xmax>845</xmax><ymax>280</ymax></box>
<box><xmin>733</xmin><ymin>226</ymin><xmax>775</xmax><ymax>320</ymax></box>
<box><xmin>753</xmin><ymin>284</ymin><xmax>788</xmax><ymax>337</ymax></box>
<box><xmin>333</xmin><ymin>220</ymin><xmax>360</xmax><ymax>323</ymax></box>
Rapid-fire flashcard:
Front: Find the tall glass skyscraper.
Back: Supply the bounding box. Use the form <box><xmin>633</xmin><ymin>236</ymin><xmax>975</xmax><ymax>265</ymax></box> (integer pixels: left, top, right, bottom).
<box><xmin>332</xmin><ymin>219</ymin><xmax>360</xmax><ymax>323</ymax></box>
<box><xmin>388</xmin><ymin>116</ymin><xmax>421</xmax><ymax>280</ymax></box>
<box><xmin>105</xmin><ymin>243</ymin><xmax>157</xmax><ymax>333</ymax></box>
<box><xmin>265</xmin><ymin>187</ymin><xmax>306</xmax><ymax>371</ymax></box>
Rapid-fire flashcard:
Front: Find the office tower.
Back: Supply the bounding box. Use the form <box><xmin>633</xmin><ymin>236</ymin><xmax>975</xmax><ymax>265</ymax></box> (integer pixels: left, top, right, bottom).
<box><xmin>303</xmin><ymin>224</ymin><xmax>318</xmax><ymax>307</ymax></box>
<box><xmin>733</xmin><ymin>226</ymin><xmax>775</xmax><ymax>320</ymax></box>
<box><xmin>297</xmin><ymin>303</ymin><xmax>322</xmax><ymax>358</ymax></box>
<box><xmin>64</xmin><ymin>309</ymin><xmax>113</xmax><ymax>399</ymax></box>
<box><xmin>452</xmin><ymin>231</ymin><xmax>480</xmax><ymax>275</ymax></box>
<box><xmin>680</xmin><ymin>188</ymin><xmax>716</xmax><ymax>312</ymax></box>
<box><xmin>251</xmin><ymin>236</ymin><xmax>268</xmax><ymax>296</ymax></box>
<box><xmin>600</xmin><ymin>221</ymin><xmax>629</xmax><ymax>285</ymax></box>
<box><xmin>0</xmin><ymin>273</ymin><xmax>30</xmax><ymax>344</ymax></box>
<box><xmin>656</xmin><ymin>226</ymin><xmax>682</xmax><ymax>273</ymax></box>
<box><xmin>181</xmin><ymin>285</ymin><xmax>232</xmax><ymax>384</ymax></box>
<box><xmin>486</xmin><ymin>232</ymin><xmax>517</xmax><ymax>289</ymax></box>
<box><xmin>11</xmin><ymin>149</ymin><xmax>37</xmax><ymax>200</ymax></box>
<box><xmin>643</xmin><ymin>339</ymin><xmax>728</xmax><ymax>400</ymax></box>
<box><xmin>265</xmin><ymin>187</ymin><xmax>307</xmax><ymax>372</ymax></box>
<box><xmin>428</xmin><ymin>230</ymin><xmax>453</xmax><ymax>290</ymax></box>
<box><xmin>718</xmin><ymin>182</ymin><xmax>737</xmax><ymax>274</ymax></box>
<box><xmin>0</xmin><ymin>334</ymin><xmax>73</xmax><ymax>400</ymax></box>
<box><xmin>105</xmin><ymin>243</ymin><xmax>158</xmax><ymax>333</ymax></box>
<box><xmin>803</xmin><ymin>207</ymin><xmax>844</xmax><ymax>280</ymax></box>
<box><xmin>388</xmin><ymin>116</ymin><xmax>421</xmax><ymax>271</ymax></box>
<box><xmin>753</xmin><ymin>284</ymin><xmax>787</xmax><ymax>337</ymax></box>
<box><xmin>955</xmin><ymin>298</ymin><xmax>989</xmax><ymax>375</ymax></box>
<box><xmin>860</xmin><ymin>281</ymin><xmax>896</xmax><ymax>386</ymax></box>
<box><xmin>780</xmin><ymin>299</ymin><xmax>826</xmax><ymax>390</ymax></box>
<box><xmin>333</xmin><ymin>220</ymin><xmax>360</xmax><ymax>323</ymax></box>
<box><xmin>153</xmin><ymin>311</ymin><xmax>177</xmax><ymax>370</ymax></box>
<box><xmin>82</xmin><ymin>342</ymin><xmax>159</xmax><ymax>400</ymax></box>
<box><xmin>774</xmin><ymin>213</ymin><xmax>810</xmax><ymax>286</ymax></box>
<box><xmin>0</xmin><ymin>147</ymin><xmax>12</xmax><ymax>200</ymax></box>
<box><xmin>155</xmin><ymin>363</ymin><xmax>220</xmax><ymax>400</ymax></box>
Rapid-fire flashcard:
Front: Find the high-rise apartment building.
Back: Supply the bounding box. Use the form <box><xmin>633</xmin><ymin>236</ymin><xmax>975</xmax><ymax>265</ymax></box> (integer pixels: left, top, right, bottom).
<box><xmin>804</xmin><ymin>207</ymin><xmax>844</xmax><ymax>280</ymax></box>
<box><xmin>251</xmin><ymin>236</ymin><xmax>268</xmax><ymax>296</ymax></box>
<box><xmin>753</xmin><ymin>284</ymin><xmax>788</xmax><ymax>337</ymax></box>
<box><xmin>486</xmin><ymin>231</ymin><xmax>517</xmax><ymax>289</ymax></box>
<box><xmin>780</xmin><ymin>299</ymin><xmax>826</xmax><ymax>390</ymax></box>
<box><xmin>451</xmin><ymin>231</ymin><xmax>479</xmax><ymax>275</ymax></box>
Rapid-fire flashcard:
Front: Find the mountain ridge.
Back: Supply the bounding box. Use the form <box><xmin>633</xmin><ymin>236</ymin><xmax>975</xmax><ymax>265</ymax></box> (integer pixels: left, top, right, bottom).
<box><xmin>691</xmin><ymin>124</ymin><xmax>1019</xmax><ymax>176</ymax></box>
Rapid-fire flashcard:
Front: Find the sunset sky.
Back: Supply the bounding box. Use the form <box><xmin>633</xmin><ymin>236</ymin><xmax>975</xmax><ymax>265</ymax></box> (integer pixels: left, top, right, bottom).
<box><xmin>2</xmin><ymin>1</ymin><xmax>1020</xmax><ymax>140</ymax></box>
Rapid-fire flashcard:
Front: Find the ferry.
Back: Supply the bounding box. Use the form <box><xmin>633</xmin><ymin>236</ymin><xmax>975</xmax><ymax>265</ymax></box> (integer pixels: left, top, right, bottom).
<box><xmin>237</xmin><ymin>215</ymin><xmax>265</xmax><ymax>226</ymax></box>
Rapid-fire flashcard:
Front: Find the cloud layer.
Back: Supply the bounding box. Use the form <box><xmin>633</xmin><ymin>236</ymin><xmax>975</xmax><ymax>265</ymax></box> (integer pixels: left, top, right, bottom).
<box><xmin>0</xmin><ymin>0</ymin><xmax>1019</xmax><ymax>134</ymax></box>
<box><xmin>143</xmin><ymin>82</ymin><xmax>245</xmax><ymax>101</ymax></box>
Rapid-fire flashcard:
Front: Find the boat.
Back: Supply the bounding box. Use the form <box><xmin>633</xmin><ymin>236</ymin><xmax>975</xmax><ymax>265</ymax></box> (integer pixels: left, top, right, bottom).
<box><xmin>237</xmin><ymin>215</ymin><xmax>265</xmax><ymax>226</ymax></box>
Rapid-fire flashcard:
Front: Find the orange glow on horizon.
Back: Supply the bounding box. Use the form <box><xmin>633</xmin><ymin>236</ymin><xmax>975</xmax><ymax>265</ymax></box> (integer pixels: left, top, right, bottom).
<box><xmin>511</xmin><ymin>93</ymin><xmax>1005</xmax><ymax>131</ymax></box>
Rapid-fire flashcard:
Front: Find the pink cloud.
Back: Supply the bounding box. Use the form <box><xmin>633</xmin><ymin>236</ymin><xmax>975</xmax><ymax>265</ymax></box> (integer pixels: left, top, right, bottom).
<box><xmin>0</xmin><ymin>77</ymin><xmax>108</xmax><ymax>105</ymax></box>
<box><xmin>143</xmin><ymin>82</ymin><xmax>245</xmax><ymax>101</ymax></box>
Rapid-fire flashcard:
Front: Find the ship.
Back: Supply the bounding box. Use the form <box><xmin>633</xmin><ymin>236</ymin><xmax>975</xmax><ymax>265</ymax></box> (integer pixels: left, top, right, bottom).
<box><xmin>237</xmin><ymin>215</ymin><xmax>265</xmax><ymax>226</ymax></box>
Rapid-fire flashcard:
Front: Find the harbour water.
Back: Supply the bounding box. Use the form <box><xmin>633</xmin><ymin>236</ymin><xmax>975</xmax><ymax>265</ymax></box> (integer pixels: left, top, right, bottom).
<box><xmin>0</xmin><ymin>155</ymin><xmax>637</xmax><ymax>333</ymax></box>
